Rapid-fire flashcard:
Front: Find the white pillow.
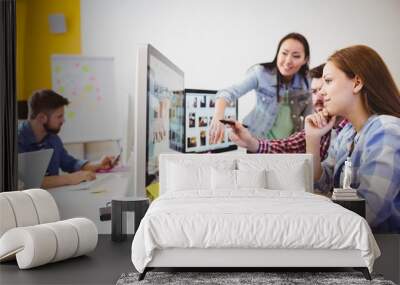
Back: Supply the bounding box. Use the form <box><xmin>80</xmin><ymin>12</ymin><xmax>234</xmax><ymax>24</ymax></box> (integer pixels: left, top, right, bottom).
<box><xmin>236</xmin><ymin>169</ymin><xmax>267</xmax><ymax>189</ymax></box>
<box><xmin>211</xmin><ymin>168</ymin><xmax>267</xmax><ymax>190</ymax></box>
<box><xmin>166</xmin><ymin>159</ymin><xmax>236</xmax><ymax>192</ymax></box>
<box><xmin>237</xmin><ymin>158</ymin><xmax>307</xmax><ymax>191</ymax></box>
<box><xmin>211</xmin><ymin>168</ymin><xmax>236</xmax><ymax>190</ymax></box>
<box><xmin>266</xmin><ymin>163</ymin><xmax>306</xmax><ymax>191</ymax></box>
<box><xmin>167</xmin><ymin>162</ymin><xmax>211</xmax><ymax>191</ymax></box>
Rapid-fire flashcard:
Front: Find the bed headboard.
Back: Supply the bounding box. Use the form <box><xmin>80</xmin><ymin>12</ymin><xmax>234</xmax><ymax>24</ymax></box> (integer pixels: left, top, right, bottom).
<box><xmin>159</xmin><ymin>153</ymin><xmax>313</xmax><ymax>195</ymax></box>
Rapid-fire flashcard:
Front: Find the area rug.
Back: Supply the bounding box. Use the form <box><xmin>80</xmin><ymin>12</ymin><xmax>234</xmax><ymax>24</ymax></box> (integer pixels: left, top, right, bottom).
<box><xmin>116</xmin><ymin>271</ymin><xmax>396</xmax><ymax>285</ymax></box>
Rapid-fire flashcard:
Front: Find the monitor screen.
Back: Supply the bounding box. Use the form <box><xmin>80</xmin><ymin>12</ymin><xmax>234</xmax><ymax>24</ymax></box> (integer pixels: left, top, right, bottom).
<box><xmin>147</xmin><ymin>50</ymin><xmax>185</xmax><ymax>183</ymax></box>
<box><xmin>131</xmin><ymin>44</ymin><xmax>185</xmax><ymax>197</ymax></box>
<box><xmin>184</xmin><ymin>89</ymin><xmax>238</xmax><ymax>153</ymax></box>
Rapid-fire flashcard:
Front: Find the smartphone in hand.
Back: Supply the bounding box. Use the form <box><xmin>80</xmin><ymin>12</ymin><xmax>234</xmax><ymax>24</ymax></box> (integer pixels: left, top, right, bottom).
<box><xmin>111</xmin><ymin>153</ymin><xmax>121</xmax><ymax>167</ymax></box>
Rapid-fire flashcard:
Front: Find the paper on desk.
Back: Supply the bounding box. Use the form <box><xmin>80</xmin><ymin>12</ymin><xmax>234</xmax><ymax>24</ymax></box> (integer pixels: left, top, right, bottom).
<box><xmin>96</xmin><ymin>165</ymin><xmax>130</xmax><ymax>173</ymax></box>
<box><xmin>90</xmin><ymin>188</ymin><xmax>108</xmax><ymax>194</ymax></box>
<box><xmin>66</xmin><ymin>174</ymin><xmax>111</xmax><ymax>191</ymax></box>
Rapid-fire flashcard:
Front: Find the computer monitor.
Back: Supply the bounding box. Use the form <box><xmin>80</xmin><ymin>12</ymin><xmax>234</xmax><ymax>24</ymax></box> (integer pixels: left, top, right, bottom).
<box><xmin>131</xmin><ymin>44</ymin><xmax>184</xmax><ymax>197</ymax></box>
<box><xmin>184</xmin><ymin>89</ymin><xmax>238</xmax><ymax>153</ymax></box>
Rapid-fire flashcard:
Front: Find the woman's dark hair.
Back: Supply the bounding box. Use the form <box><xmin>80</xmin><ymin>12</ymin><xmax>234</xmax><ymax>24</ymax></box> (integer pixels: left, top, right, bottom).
<box><xmin>260</xmin><ymin>33</ymin><xmax>310</xmax><ymax>100</ymax></box>
<box><xmin>328</xmin><ymin>45</ymin><xmax>400</xmax><ymax>117</ymax></box>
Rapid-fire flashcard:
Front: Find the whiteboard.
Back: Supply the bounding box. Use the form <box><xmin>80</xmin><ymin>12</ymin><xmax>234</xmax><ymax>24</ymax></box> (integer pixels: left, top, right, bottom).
<box><xmin>51</xmin><ymin>55</ymin><xmax>121</xmax><ymax>143</ymax></box>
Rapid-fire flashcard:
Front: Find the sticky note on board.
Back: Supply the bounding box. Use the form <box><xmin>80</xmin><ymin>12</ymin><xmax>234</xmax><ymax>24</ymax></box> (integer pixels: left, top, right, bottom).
<box><xmin>67</xmin><ymin>111</ymin><xmax>76</xmax><ymax>119</ymax></box>
<box><xmin>55</xmin><ymin>65</ymin><xmax>62</xmax><ymax>73</ymax></box>
<box><xmin>84</xmin><ymin>84</ymin><xmax>94</xmax><ymax>93</ymax></box>
<box><xmin>82</xmin><ymin>65</ymin><xmax>90</xmax><ymax>73</ymax></box>
<box><xmin>58</xmin><ymin>86</ymin><xmax>65</xmax><ymax>94</ymax></box>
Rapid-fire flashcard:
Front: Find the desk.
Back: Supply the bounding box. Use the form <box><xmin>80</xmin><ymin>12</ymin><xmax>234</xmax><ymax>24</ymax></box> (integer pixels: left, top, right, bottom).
<box><xmin>48</xmin><ymin>172</ymin><xmax>135</xmax><ymax>234</ymax></box>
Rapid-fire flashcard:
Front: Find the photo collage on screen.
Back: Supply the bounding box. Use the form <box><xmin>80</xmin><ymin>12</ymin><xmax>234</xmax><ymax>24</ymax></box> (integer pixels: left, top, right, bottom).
<box><xmin>169</xmin><ymin>90</ymin><xmax>185</xmax><ymax>152</ymax></box>
<box><xmin>185</xmin><ymin>92</ymin><xmax>236</xmax><ymax>152</ymax></box>
<box><xmin>147</xmin><ymin>54</ymin><xmax>184</xmax><ymax>183</ymax></box>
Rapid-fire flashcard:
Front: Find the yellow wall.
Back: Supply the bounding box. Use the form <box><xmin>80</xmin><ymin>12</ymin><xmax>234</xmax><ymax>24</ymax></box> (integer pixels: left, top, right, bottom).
<box><xmin>16</xmin><ymin>0</ymin><xmax>27</xmax><ymax>100</ymax></box>
<box><xmin>16</xmin><ymin>0</ymin><xmax>81</xmax><ymax>100</ymax></box>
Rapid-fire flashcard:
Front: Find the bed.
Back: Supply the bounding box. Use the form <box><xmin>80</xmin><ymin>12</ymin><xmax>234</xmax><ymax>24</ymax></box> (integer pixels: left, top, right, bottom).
<box><xmin>131</xmin><ymin>154</ymin><xmax>380</xmax><ymax>280</ymax></box>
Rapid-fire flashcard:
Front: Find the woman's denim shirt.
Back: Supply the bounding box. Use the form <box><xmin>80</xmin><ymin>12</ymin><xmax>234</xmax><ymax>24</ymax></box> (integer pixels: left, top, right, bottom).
<box><xmin>216</xmin><ymin>65</ymin><xmax>312</xmax><ymax>138</ymax></box>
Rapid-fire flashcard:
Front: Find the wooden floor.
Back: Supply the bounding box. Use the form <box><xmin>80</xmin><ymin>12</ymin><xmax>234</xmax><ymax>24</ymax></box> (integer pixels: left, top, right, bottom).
<box><xmin>0</xmin><ymin>235</ymin><xmax>134</xmax><ymax>285</ymax></box>
<box><xmin>1</xmin><ymin>234</ymin><xmax>398</xmax><ymax>284</ymax></box>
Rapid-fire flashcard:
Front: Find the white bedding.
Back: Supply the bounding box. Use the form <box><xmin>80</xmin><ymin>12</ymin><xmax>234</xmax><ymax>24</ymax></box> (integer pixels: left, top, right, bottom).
<box><xmin>131</xmin><ymin>190</ymin><xmax>380</xmax><ymax>273</ymax></box>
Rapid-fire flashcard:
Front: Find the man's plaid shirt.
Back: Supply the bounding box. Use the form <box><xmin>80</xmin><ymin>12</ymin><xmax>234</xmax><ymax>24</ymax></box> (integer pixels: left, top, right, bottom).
<box><xmin>256</xmin><ymin>119</ymin><xmax>348</xmax><ymax>161</ymax></box>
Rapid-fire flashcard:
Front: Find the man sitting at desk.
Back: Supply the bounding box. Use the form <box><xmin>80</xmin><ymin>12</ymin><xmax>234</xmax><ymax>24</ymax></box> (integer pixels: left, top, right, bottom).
<box><xmin>18</xmin><ymin>89</ymin><xmax>116</xmax><ymax>189</ymax></box>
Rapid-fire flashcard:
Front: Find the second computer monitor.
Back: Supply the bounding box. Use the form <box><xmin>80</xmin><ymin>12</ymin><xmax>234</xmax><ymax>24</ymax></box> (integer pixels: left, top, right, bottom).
<box><xmin>184</xmin><ymin>89</ymin><xmax>237</xmax><ymax>153</ymax></box>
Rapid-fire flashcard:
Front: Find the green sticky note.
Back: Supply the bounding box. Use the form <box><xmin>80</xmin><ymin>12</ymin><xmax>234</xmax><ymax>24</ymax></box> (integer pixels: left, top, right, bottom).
<box><xmin>67</xmin><ymin>111</ymin><xmax>76</xmax><ymax>119</ymax></box>
<box><xmin>90</xmin><ymin>189</ymin><xmax>107</xmax><ymax>194</ymax></box>
<box><xmin>82</xmin><ymin>65</ymin><xmax>90</xmax><ymax>73</ymax></box>
<box><xmin>55</xmin><ymin>65</ymin><xmax>62</xmax><ymax>73</ymax></box>
<box><xmin>84</xmin><ymin>84</ymin><xmax>94</xmax><ymax>93</ymax></box>
<box><xmin>58</xmin><ymin>86</ymin><xmax>65</xmax><ymax>94</ymax></box>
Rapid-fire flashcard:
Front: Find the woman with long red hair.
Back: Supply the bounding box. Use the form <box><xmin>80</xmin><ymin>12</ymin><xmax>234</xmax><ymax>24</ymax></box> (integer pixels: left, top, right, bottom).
<box><xmin>306</xmin><ymin>45</ymin><xmax>400</xmax><ymax>233</ymax></box>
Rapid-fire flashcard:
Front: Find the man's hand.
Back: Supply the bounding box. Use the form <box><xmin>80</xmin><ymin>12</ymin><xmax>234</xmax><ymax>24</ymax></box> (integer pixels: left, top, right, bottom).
<box><xmin>66</xmin><ymin>170</ymin><xmax>96</xmax><ymax>185</ymax></box>
<box><xmin>81</xmin><ymin>155</ymin><xmax>116</xmax><ymax>173</ymax></box>
<box><xmin>98</xmin><ymin>155</ymin><xmax>116</xmax><ymax>170</ymax></box>
<box><xmin>228</xmin><ymin>121</ymin><xmax>259</xmax><ymax>152</ymax></box>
